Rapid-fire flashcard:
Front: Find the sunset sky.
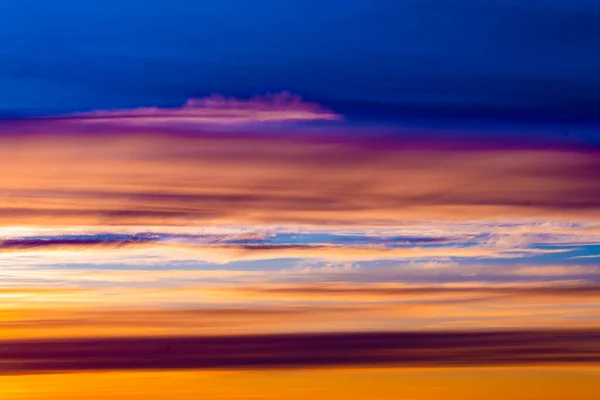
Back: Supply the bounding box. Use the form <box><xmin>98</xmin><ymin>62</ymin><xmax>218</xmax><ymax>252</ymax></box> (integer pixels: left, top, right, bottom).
<box><xmin>1</xmin><ymin>1</ymin><xmax>599</xmax><ymax>399</ymax></box>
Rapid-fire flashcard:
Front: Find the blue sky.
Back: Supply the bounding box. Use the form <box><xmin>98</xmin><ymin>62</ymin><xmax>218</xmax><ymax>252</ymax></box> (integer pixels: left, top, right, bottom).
<box><xmin>1</xmin><ymin>0</ymin><xmax>599</xmax><ymax>132</ymax></box>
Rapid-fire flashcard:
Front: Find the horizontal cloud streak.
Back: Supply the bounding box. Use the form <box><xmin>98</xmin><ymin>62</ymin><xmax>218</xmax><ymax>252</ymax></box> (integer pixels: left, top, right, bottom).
<box><xmin>234</xmin><ymin>283</ymin><xmax>600</xmax><ymax>300</ymax></box>
<box><xmin>1</xmin><ymin>280</ymin><xmax>599</xmax><ymax>339</ymax></box>
<box><xmin>0</xmin><ymin>330</ymin><xmax>598</xmax><ymax>374</ymax></box>
<box><xmin>0</xmin><ymin>241</ymin><xmax>573</xmax><ymax>264</ymax></box>
<box><xmin>0</xmin><ymin>130</ymin><xmax>598</xmax><ymax>227</ymax></box>
<box><xmin>45</xmin><ymin>92</ymin><xmax>342</xmax><ymax>127</ymax></box>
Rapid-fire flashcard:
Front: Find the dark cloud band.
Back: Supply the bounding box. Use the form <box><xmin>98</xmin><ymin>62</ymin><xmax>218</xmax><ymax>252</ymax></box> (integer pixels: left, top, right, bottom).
<box><xmin>1</xmin><ymin>330</ymin><xmax>599</xmax><ymax>375</ymax></box>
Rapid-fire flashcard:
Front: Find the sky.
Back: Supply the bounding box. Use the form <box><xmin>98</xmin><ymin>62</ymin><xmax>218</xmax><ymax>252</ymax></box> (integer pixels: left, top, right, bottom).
<box><xmin>1</xmin><ymin>1</ymin><xmax>600</xmax><ymax>399</ymax></box>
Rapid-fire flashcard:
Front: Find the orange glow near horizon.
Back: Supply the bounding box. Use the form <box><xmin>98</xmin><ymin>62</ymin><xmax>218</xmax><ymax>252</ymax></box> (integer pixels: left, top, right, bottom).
<box><xmin>1</xmin><ymin>368</ymin><xmax>600</xmax><ymax>400</ymax></box>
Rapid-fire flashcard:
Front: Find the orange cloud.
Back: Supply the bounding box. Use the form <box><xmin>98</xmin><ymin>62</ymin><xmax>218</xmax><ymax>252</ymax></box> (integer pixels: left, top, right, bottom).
<box><xmin>225</xmin><ymin>282</ymin><xmax>600</xmax><ymax>301</ymax></box>
<box><xmin>0</xmin><ymin>131</ymin><xmax>598</xmax><ymax>228</ymax></box>
<box><xmin>2</xmin><ymin>280</ymin><xmax>599</xmax><ymax>339</ymax></box>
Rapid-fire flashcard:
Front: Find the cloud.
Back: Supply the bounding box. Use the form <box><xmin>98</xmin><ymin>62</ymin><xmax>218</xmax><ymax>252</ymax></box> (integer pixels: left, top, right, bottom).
<box><xmin>0</xmin><ymin>129</ymin><xmax>599</xmax><ymax>227</ymax></box>
<box><xmin>0</xmin><ymin>239</ymin><xmax>572</xmax><ymax>264</ymax></box>
<box><xmin>0</xmin><ymin>222</ymin><xmax>596</xmax><ymax>270</ymax></box>
<box><xmin>516</xmin><ymin>266</ymin><xmax>600</xmax><ymax>276</ymax></box>
<box><xmin>0</xmin><ymin>287</ymin><xmax>83</xmax><ymax>295</ymax></box>
<box><xmin>0</xmin><ymin>237</ymin><xmax>157</xmax><ymax>251</ymax></box>
<box><xmin>2</xmin><ymin>280</ymin><xmax>599</xmax><ymax>339</ymax></box>
<box><xmin>571</xmin><ymin>255</ymin><xmax>600</xmax><ymax>260</ymax></box>
<box><xmin>47</xmin><ymin>92</ymin><xmax>342</xmax><ymax>127</ymax></box>
<box><xmin>0</xmin><ymin>305</ymin><xmax>368</xmax><ymax>331</ymax></box>
<box><xmin>0</xmin><ymin>329</ymin><xmax>598</xmax><ymax>374</ymax></box>
<box><xmin>295</xmin><ymin>262</ymin><xmax>360</xmax><ymax>274</ymax></box>
<box><xmin>229</xmin><ymin>282</ymin><xmax>600</xmax><ymax>301</ymax></box>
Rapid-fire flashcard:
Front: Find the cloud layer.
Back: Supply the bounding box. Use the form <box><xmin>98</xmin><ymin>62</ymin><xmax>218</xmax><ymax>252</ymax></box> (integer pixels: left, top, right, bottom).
<box><xmin>0</xmin><ymin>95</ymin><xmax>598</xmax><ymax>378</ymax></box>
<box><xmin>0</xmin><ymin>123</ymin><xmax>599</xmax><ymax>227</ymax></box>
<box><xmin>1</xmin><ymin>330</ymin><xmax>599</xmax><ymax>374</ymax></box>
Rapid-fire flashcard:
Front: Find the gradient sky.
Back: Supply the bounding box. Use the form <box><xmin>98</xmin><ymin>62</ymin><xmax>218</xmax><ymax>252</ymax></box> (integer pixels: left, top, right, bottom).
<box><xmin>1</xmin><ymin>1</ymin><xmax>599</xmax><ymax>399</ymax></box>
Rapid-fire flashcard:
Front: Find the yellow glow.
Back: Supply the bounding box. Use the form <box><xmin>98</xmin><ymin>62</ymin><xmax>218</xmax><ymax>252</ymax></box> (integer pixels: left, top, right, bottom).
<box><xmin>0</xmin><ymin>368</ymin><xmax>599</xmax><ymax>400</ymax></box>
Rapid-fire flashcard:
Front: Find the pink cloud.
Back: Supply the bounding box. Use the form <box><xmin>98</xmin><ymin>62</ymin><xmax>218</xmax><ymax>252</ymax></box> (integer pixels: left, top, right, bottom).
<box><xmin>59</xmin><ymin>92</ymin><xmax>342</xmax><ymax>127</ymax></box>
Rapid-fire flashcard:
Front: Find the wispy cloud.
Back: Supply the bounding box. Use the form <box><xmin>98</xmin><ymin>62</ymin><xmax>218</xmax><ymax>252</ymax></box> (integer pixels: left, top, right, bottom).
<box><xmin>45</xmin><ymin>92</ymin><xmax>342</xmax><ymax>127</ymax></box>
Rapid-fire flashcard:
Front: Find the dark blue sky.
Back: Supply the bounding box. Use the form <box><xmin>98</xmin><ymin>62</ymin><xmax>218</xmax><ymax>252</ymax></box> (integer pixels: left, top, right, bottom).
<box><xmin>1</xmin><ymin>0</ymin><xmax>599</xmax><ymax>130</ymax></box>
